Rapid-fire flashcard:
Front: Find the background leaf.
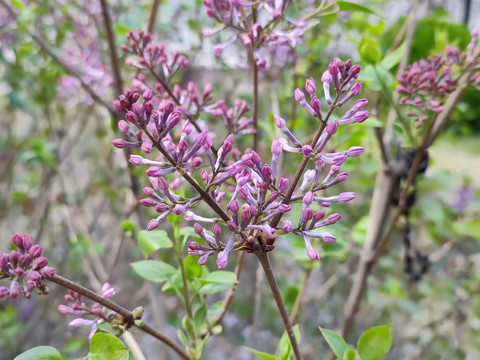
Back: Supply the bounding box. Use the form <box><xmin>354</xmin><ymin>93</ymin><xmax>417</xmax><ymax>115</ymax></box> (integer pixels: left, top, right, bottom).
<box><xmin>357</xmin><ymin>325</ymin><xmax>392</xmax><ymax>360</ymax></box>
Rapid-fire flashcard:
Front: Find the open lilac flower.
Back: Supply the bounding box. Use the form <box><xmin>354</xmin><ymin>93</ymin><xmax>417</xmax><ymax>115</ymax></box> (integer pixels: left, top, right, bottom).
<box><xmin>0</xmin><ymin>234</ymin><xmax>54</xmax><ymax>299</ymax></box>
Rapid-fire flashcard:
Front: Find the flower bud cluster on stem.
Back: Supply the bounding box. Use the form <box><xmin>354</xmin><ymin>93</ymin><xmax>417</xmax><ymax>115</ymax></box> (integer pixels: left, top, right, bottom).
<box><xmin>396</xmin><ymin>28</ymin><xmax>480</xmax><ymax>128</ymax></box>
<box><xmin>113</xmin><ymin>56</ymin><xmax>368</xmax><ymax>267</ymax></box>
<box><xmin>0</xmin><ymin>234</ymin><xmax>55</xmax><ymax>299</ymax></box>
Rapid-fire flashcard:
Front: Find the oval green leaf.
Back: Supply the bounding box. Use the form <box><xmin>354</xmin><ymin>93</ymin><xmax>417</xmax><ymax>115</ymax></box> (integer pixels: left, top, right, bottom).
<box><xmin>137</xmin><ymin>230</ymin><xmax>172</xmax><ymax>258</ymax></box>
<box><xmin>14</xmin><ymin>346</ymin><xmax>63</xmax><ymax>360</ymax></box>
<box><xmin>89</xmin><ymin>333</ymin><xmax>128</xmax><ymax>360</ymax></box>
<box><xmin>131</xmin><ymin>260</ymin><xmax>176</xmax><ymax>282</ymax></box>
<box><xmin>357</xmin><ymin>325</ymin><xmax>392</xmax><ymax>360</ymax></box>
<box><xmin>358</xmin><ymin>38</ymin><xmax>381</xmax><ymax>64</ymax></box>
<box><xmin>337</xmin><ymin>1</ymin><xmax>379</xmax><ymax>16</ymax></box>
<box><xmin>319</xmin><ymin>327</ymin><xmax>348</xmax><ymax>359</ymax></box>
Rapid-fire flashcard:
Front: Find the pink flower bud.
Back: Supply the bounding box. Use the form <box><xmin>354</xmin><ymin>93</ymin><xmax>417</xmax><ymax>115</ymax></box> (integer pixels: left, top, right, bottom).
<box><xmin>278</xmin><ymin>204</ymin><xmax>292</xmax><ymax>213</ymax></box>
<box><xmin>295</xmin><ymin>88</ymin><xmax>305</xmax><ymax>102</ymax></box>
<box><xmin>283</xmin><ymin>220</ymin><xmax>295</xmax><ymax>232</ymax></box>
<box><xmin>173</xmin><ymin>204</ymin><xmax>185</xmax><ymax>215</ymax></box>
<box><xmin>227</xmin><ymin>220</ymin><xmax>237</xmax><ymax>231</ymax></box>
<box><xmin>327</xmin><ymin>213</ymin><xmax>341</xmax><ymax>224</ymax></box>
<box><xmin>302</xmin><ymin>145</ymin><xmax>313</xmax><ymax>156</ymax></box>
<box><xmin>321</xmin><ymin>232</ymin><xmax>336</xmax><ymax>243</ymax></box>
<box><xmin>198</xmin><ymin>255</ymin><xmax>209</xmax><ymax>266</ymax></box>
<box><xmin>325</xmin><ymin>121</ymin><xmax>337</xmax><ymax>135</ymax></box>
<box><xmin>347</xmin><ymin>146</ymin><xmax>365</xmax><ymax>157</ymax></box>
<box><xmin>278</xmin><ymin>178</ymin><xmax>289</xmax><ymax>192</ymax></box>
<box><xmin>307</xmin><ymin>249</ymin><xmax>320</xmax><ymax>260</ymax></box>
<box><xmin>273</xmin><ymin>114</ymin><xmax>286</xmax><ymax>128</ymax></box>
<box><xmin>191</xmin><ymin>157</ymin><xmax>203</xmax><ymax>168</ymax></box>
<box><xmin>302</xmin><ymin>208</ymin><xmax>313</xmax><ymax>222</ymax></box>
<box><xmin>36</xmin><ymin>257</ymin><xmax>48</xmax><ymax>268</ymax></box>
<box><xmin>112</xmin><ymin>139</ymin><xmax>126</xmax><ymax>148</ymax></box>
<box><xmin>143</xmin><ymin>89</ymin><xmax>153</xmax><ymax>101</ymax></box>
<box><xmin>314</xmin><ymin>210</ymin><xmax>326</xmax><ymax>221</ymax></box>
<box><xmin>311</xmin><ymin>96</ymin><xmax>321</xmax><ymax>111</ymax></box>
<box><xmin>58</xmin><ymin>305</ymin><xmax>73</xmax><ymax>314</ymax></box>
<box><xmin>354</xmin><ymin>111</ymin><xmax>369</xmax><ymax>123</ymax></box>
<box><xmin>336</xmin><ymin>172</ymin><xmax>348</xmax><ymax>182</ymax></box>
<box><xmin>118</xmin><ymin>120</ymin><xmax>130</xmax><ymax>134</ymax></box>
<box><xmin>147</xmin><ymin>219</ymin><xmax>160</xmax><ymax>231</ymax></box>
<box><xmin>305</xmin><ymin>77</ymin><xmax>316</xmax><ymax>95</ymax></box>
<box><xmin>350</xmin><ymin>82</ymin><xmax>363</xmax><ymax>96</ymax></box>
<box><xmin>195</xmin><ymin>131</ymin><xmax>209</xmax><ymax>146</ymax></box>
<box><xmin>271</xmin><ymin>139</ymin><xmax>283</xmax><ymax>155</ymax></box>
<box><xmin>129</xmin><ymin>155</ymin><xmax>143</xmax><ymax>165</ymax></box>
<box><xmin>12</xmin><ymin>233</ymin><xmax>23</xmax><ymax>247</ymax></box>
<box><xmin>339</xmin><ymin>192</ymin><xmax>355</xmax><ymax>202</ymax></box>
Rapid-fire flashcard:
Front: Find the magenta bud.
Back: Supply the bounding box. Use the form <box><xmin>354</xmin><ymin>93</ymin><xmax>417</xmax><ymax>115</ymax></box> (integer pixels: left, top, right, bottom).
<box><xmin>144</xmin><ymin>101</ymin><xmax>154</xmax><ymax>113</ymax></box>
<box><xmin>311</xmin><ymin>96</ymin><xmax>321</xmax><ymax>111</ymax></box>
<box><xmin>350</xmin><ymin>65</ymin><xmax>361</xmax><ymax>76</ymax></box>
<box><xmin>27</xmin><ymin>245</ymin><xmax>42</xmax><ymax>259</ymax></box>
<box><xmin>112</xmin><ymin>139</ymin><xmax>126</xmax><ymax>148</ymax></box>
<box><xmin>114</xmin><ymin>100</ymin><xmax>123</xmax><ymax>112</ymax></box>
<box><xmin>227</xmin><ymin>220</ymin><xmax>237</xmax><ymax>231</ymax></box>
<box><xmin>126</xmin><ymin>111</ymin><xmax>137</xmax><ymax>123</ymax></box>
<box><xmin>131</xmin><ymin>103</ymin><xmax>142</xmax><ymax>115</ymax></box>
<box><xmin>307</xmin><ymin>249</ymin><xmax>320</xmax><ymax>260</ymax></box>
<box><xmin>140</xmin><ymin>198</ymin><xmax>154</xmax><ymax>207</ymax></box>
<box><xmin>198</xmin><ymin>255</ymin><xmax>209</xmax><ymax>266</ymax></box>
<box><xmin>188</xmin><ymin>241</ymin><xmax>200</xmax><ymax>250</ymax></box>
<box><xmin>194</xmin><ymin>223</ymin><xmax>204</xmax><ymax>234</ymax></box>
<box><xmin>273</xmin><ymin>114</ymin><xmax>286</xmax><ymax>128</ymax></box>
<box><xmin>143</xmin><ymin>89</ymin><xmax>153</xmax><ymax>101</ymax></box>
<box><xmin>191</xmin><ymin>157</ymin><xmax>203</xmax><ymax>168</ymax></box>
<box><xmin>350</xmin><ymin>82</ymin><xmax>363</xmax><ymax>96</ymax></box>
<box><xmin>58</xmin><ymin>305</ymin><xmax>72</xmax><ymax>314</ymax></box>
<box><xmin>173</xmin><ymin>204</ymin><xmax>185</xmax><ymax>215</ymax></box>
<box><xmin>195</xmin><ymin>131</ymin><xmax>209</xmax><ymax>146</ymax></box>
<box><xmin>303</xmin><ymin>191</ymin><xmax>314</xmax><ymax>205</ymax></box>
<box><xmin>302</xmin><ymin>145</ymin><xmax>313</xmax><ymax>156</ymax></box>
<box><xmin>278</xmin><ymin>178</ymin><xmax>289</xmax><ymax>192</ymax></box>
<box><xmin>321</xmin><ymin>70</ymin><xmax>332</xmax><ymax>83</ymax></box>
<box><xmin>325</xmin><ymin>121</ymin><xmax>337</xmax><ymax>135</ymax></box>
<box><xmin>322</xmin><ymin>232</ymin><xmax>337</xmax><ymax>243</ymax></box>
<box><xmin>118</xmin><ymin>120</ymin><xmax>130</xmax><ymax>134</ymax></box>
<box><xmin>12</xmin><ymin>233</ymin><xmax>23</xmax><ymax>248</ymax></box>
<box><xmin>328</xmin><ymin>213</ymin><xmax>341</xmax><ymax>224</ymax></box>
<box><xmin>212</xmin><ymin>223</ymin><xmax>221</xmax><ymax>235</ymax></box>
<box><xmin>339</xmin><ymin>192</ymin><xmax>355</xmax><ymax>202</ymax></box>
<box><xmin>278</xmin><ymin>204</ymin><xmax>292</xmax><ymax>213</ymax></box>
<box><xmin>229</xmin><ymin>199</ymin><xmax>240</xmax><ymax>213</ymax></box>
<box><xmin>168</xmin><ymin>112</ymin><xmax>181</xmax><ymax>127</ymax></box>
<box><xmin>283</xmin><ymin>220</ymin><xmax>295</xmax><ymax>232</ymax></box>
<box><xmin>147</xmin><ymin>219</ymin><xmax>160</xmax><ymax>231</ymax></box>
<box><xmin>314</xmin><ymin>210</ymin><xmax>326</xmax><ymax>221</ymax></box>
<box><xmin>306</xmin><ymin>77</ymin><xmax>317</xmax><ymax>95</ymax></box>
<box><xmin>352</xmin><ymin>99</ymin><xmax>368</xmax><ymax>111</ymax></box>
<box><xmin>35</xmin><ymin>256</ymin><xmax>48</xmax><ymax>268</ymax></box>
<box><xmin>9</xmin><ymin>279</ymin><xmax>19</xmax><ymax>299</ymax></box>
<box><xmin>354</xmin><ymin>111</ymin><xmax>369</xmax><ymax>123</ymax></box>
<box><xmin>69</xmin><ymin>318</ymin><xmax>86</xmax><ymax>327</ymax></box>
<box><xmin>130</xmin><ymin>155</ymin><xmax>143</xmax><ymax>165</ymax></box>
<box><xmin>41</xmin><ymin>266</ymin><xmax>55</xmax><ymax>279</ymax></box>
<box><xmin>23</xmin><ymin>235</ymin><xmax>33</xmax><ymax>250</ymax></box>
<box><xmin>302</xmin><ymin>208</ymin><xmax>313</xmax><ymax>222</ymax></box>
<box><xmin>336</xmin><ymin>172</ymin><xmax>348</xmax><ymax>182</ymax></box>
<box><xmin>271</xmin><ymin>139</ymin><xmax>283</xmax><ymax>156</ymax></box>
<box><xmin>92</xmin><ymin>308</ymin><xmax>103</xmax><ymax>316</ymax></box>
<box><xmin>348</xmin><ymin>146</ymin><xmax>365</xmax><ymax>157</ymax></box>
<box><xmin>295</xmin><ymin>88</ymin><xmax>305</xmax><ymax>102</ymax></box>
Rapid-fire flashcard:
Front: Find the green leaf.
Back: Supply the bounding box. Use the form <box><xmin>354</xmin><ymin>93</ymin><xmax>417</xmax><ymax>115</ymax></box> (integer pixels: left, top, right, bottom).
<box><xmin>14</xmin><ymin>346</ymin><xmax>63</xmax><ymax>360</ymax></box>
<box><xmin>89</xmin><ymin>333</ymin><xmax>128</xmax><ymax>360</ymax></box>
<box><xmin>380</xmin><ymin>43</ymin><xmax>406</xmax><ymax>70</ymax></box>
<box><xmin>244</xmin><ymin>347</ymin><xmax>277</xmax><ymax>360</ymax></box>
<box><xmin>137</xmin><ymin>230</ymin><xmax>172</xmax><ymax>258</ymax></box>
<box><xmin>343</xmin><ymin>348</ymin><xmax>356</xmax><ymax>360</ymax></box>
<box><xmin>184</xmin><ymin>255</ymin><xmax>203</xmax><ymax>281</ymax></box>
<box><xmin>198</xmin><ymin>271</ymin><xmax>237</xmax><ymax>295</ymax></box>
<box><xmin>319</xmin><ymin>327</ymin><xmax>348</xmax><ymax>359</ymax></box>
<box><xmin>131</xmin><ymin>260</ymin><xmax>176</xmax><ymax>282</ymax></box>
<box><xmin>121</xmin><ymin>221</ymin><xmax>136</xmax><ymax>237</ymax></box>
<box><xmin>278</xmin><ymin>325</ymin><xmax>300</xmax><ymax>360</ymax></box>
<box><xmin>454</xmin><ymin>220</ymin><xmax>480</xmax><ymax>240</ymax></box>
<box><xmin>336</xmin><ymin>1</ymin><xmax>379</xmax><ymax>16</ymax></box>
<box><xmin>358</xmin><ymin>38</ymin><xmax>381</xmax><ymax>64</ymax></box>
<box><xmin>193</xmin><ymin>304</ymin><xmax>208</xmax><ymax>330</ymax></box>
<box><xmin>357</xmin><ymin>325</ymin><xmax>392</xmax><ymax>360</ymax></box>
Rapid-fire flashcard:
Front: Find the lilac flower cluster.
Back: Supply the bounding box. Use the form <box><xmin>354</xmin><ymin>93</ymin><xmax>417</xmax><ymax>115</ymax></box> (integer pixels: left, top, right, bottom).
<box><xmin>0</xmin><ymin>234</ymin><xmax>54</xmax><ymax>299</ymax></box>
<box><xmin>119</xmin><ymin>30</ymin><xmax>255</xmax><ymax>137</ymax></box>
<box><xmin>113</xmin><ymin>56</ymin><xmax>368</xmax><ymax>268</ymax></box>
<box><xmin>58</xmin><ymin>283</ymin><xmax>132</xmax><ymax>338</ymax></box>
<box><xmin>202</xmin><ymin>0</ymin><xmax>307</xmax><ymax>67</ymax></box>
<box><xmin>396</xmin><ymin>28</ymin><xmax>480</xmax><ymax>128</ymax></box>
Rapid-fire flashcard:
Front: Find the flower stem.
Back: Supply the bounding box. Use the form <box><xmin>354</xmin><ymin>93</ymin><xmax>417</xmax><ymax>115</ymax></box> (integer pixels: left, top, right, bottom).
<box><xmin>255</xmin><ymin>251</ymin><xmax>303</xmax><ymax>360</ymax></box>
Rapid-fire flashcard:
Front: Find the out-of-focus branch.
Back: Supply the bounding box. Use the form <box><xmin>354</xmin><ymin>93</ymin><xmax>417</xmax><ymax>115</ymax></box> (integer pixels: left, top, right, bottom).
<box><xmin>147</xmin><ymin>0</ymin><xmax>162</xmax><ymax>34</ymax></box>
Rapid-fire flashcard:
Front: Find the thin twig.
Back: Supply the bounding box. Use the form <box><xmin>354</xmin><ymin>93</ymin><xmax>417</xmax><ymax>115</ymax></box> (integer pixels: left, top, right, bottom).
<box><xmin>49</xmin><ymin>274</ymin><xmax>193</xmax><ymax>360</ymax></box>
<box><xmin>147</xmin><ymin>0</ymin><xmax>162</xmax><ymax>34</ymax></box>
<box><xmin>255</xmin><ymin>251</ymin><xmax>303</xmax><ymax>360</ymax></box>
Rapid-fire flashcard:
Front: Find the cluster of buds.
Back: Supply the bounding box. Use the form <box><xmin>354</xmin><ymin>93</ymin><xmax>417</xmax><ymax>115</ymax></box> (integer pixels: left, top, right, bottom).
<box><xmin>202</xmin><ymin>0</ymin><xmax>306</xmax><ymax>68</ymax></box>
<box><xmin>113</xmin><ymin>57</ymin><xmax>368</xmax><ymax>267</ymax></box>
<box><xmin>58</xmin><ymin>283</ymin><xmax>143</xmax><ymax>338</ymax></box>
<box><xmin>397</xmin><ymin>28</ymin><xmax>480</xmax><ymax>128</ymax></box>
<box><xmin>0</xmin><ymin>234</ymin><xmax>55</xmax><ymax>299</ymax></box>
<box><xmin>120</xmin><ymin>30</ymin><xmax>254</xmax><ymax>135</ymax></box>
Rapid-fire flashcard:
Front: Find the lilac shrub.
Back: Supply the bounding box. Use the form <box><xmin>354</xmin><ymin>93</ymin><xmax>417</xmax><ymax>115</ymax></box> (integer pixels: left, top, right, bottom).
<box><xmin>112</xmin><ymin>41</ymin><xmax>369</xmax><ymax>269</ymax></box>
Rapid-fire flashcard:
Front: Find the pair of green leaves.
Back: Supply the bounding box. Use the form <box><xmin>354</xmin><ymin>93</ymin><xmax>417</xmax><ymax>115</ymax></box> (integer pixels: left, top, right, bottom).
<box><xmin>14</xmin><ymin>333</ymin><xmax>130</xmax><ymax>360</ymax></box>
<box><xmin>320</xmin><ymin>325</ymin><xmax>392</xmax><ymax>360</ymax></box>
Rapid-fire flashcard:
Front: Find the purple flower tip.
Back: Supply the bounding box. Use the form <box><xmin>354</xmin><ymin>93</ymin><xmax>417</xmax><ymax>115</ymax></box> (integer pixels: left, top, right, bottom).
<box><xmin>302</xmin><ymin>145</ymin><xmax>313</xmax><ymax>156</ymax></box>
<box><xmin>294</xmin><ymin>88</ymin><xmax>305</xmax><ymax>102</ymax></box>
<box><xmin>339</xmin><ymin>192</ymin><xmax>355</xmax><ymax>202</ymax></box>
<box><xmin>325</xmin><ymin>121</ymin><xmax>337</xmax><ymax>135</ymax></box>
<box><xmin>273</xmin><ymin>114</ymin><xmax>286</xmax><ymax>128</ymax></box>
<box><xmin>147</xmin><ymin>219</ymin><xmax>160</xmax><ymax>231</ymax></box>
<box><xmin>321</xmin><ymin>232</ymin><xmax>336</xmax><ymax>243</ymax></box>
<box><xmin>305</xmin><ymin>77</ymin><xmax>317</xmax><ymax>95</ymax></box>
<box><xmin>283</xmin><ymin>220</ymin><xmax>295</xmax><ymax>232</ymax></box>
<box><xmin>307</xmin><ymin>249</ymin><xmax>320</xmax><ymax>260</ymax></box>
<box><xmin>347</xmin><ymin>146</ymin><xmax>365</xmax><ymax>157</ymax></box>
